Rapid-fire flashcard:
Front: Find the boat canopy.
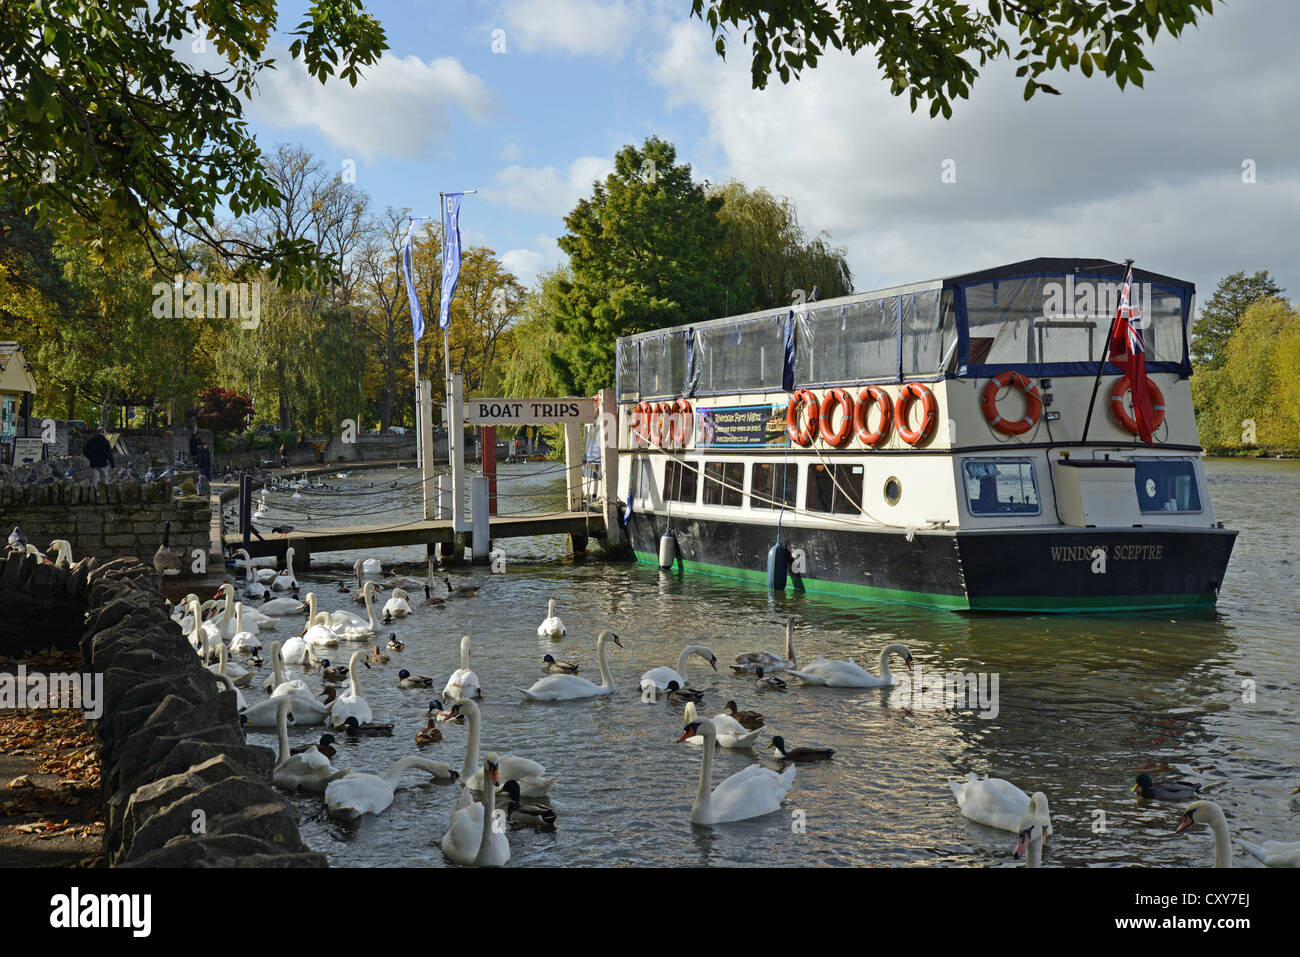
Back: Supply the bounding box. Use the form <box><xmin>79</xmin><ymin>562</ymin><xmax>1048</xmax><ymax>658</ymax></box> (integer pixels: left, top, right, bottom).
<box><xmin>615</xmin><ymin>258</ymin><xmax>1194</xmax><ymax>402</ymax></box>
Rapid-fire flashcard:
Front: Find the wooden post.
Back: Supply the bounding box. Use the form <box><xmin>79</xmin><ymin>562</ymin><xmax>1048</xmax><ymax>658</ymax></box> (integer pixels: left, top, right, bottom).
<box><xmin>596</xmin><ymin>388</ymin><xmax>626</xmax><ymax>556</ymax></box>
<box><xmin>482</xmin><ymin>424</ymin><xmax>498</xmax><ymax>515</ymax></box>
<box><xmin>419</xmin><ymin>378</ymin><xmax>435</xmax><ymax>521</ymax></box>
<box><xmin>564</xmin><ymin>420</ymin><xmax>583</xmax><ymax>512</ymax></box>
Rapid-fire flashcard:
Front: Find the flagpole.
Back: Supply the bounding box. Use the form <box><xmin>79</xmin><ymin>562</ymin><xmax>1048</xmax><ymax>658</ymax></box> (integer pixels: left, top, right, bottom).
<box><xmin>1079</xmin><ymin>258</ymin><xmax>1134</xmax><ymax>445</ymax></box>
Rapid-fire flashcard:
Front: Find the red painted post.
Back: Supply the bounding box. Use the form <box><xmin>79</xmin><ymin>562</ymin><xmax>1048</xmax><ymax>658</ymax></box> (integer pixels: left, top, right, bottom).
<box><xmin>482</xmin><ymin>425</ymin><xmax>498</xmax><ymax>515</ymax></box>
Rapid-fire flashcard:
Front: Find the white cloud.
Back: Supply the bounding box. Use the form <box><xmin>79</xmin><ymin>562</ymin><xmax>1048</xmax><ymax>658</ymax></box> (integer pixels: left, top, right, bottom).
<box><xmin>500</xmin><ymin>141</ymin><xmax>525</xmax><ymax>162</ymax></box>
<box><xmin>502</xmin><ymin>235</ymin><xmax>564</xmax><ymax>287</ymax></box>
<box><xmin>493</xmin><ymin>0</ymin><xmax>636</xmax><ymax>57</ymax></box>
<box><xmin>486</xmin><ymin>155</ymin><xmax>612</xmax><ymax>217</ymax></box>
<box><xmin>244</xmin><ymin>49</ymin><xmax>494</xmax><ymax>162</ymax></box>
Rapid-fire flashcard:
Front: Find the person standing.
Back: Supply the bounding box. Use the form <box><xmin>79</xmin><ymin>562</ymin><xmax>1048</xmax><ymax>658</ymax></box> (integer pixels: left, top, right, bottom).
<box><xmin>84</xmin><ymin>427</ymin><xmax>115</xmax><ymax>486</ymax></box>
<box><xmin>279</xmin><ymin>443</ymin><xmax>288</xmax><ymax>469</ymax></box>
<box><xmin>188</xmin><ymin>429</ymin><xmax>201</xmax><ymax>464</ymax></box>
<box><xmin>197</xmin><ymin>439</ymin><xmax>213</xmax><ymax>480</ymax></box>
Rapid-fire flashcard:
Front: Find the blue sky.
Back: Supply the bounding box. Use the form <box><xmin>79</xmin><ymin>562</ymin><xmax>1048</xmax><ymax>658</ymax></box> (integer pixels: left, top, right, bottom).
<box><xmin>236</xmin><ymin>0</ymin><xmax>1300</xmax><ymax>304</ymax></box>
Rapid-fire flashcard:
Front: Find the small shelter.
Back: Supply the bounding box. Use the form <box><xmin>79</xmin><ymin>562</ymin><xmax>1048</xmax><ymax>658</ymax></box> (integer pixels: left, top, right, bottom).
<box><xmin>0</xmin><ymin>342</ymin><xmax>38</xmax><ymax>465</ymax></box>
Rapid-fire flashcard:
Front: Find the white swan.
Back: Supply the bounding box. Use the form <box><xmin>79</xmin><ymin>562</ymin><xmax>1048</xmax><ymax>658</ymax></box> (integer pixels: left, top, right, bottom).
<box><xmin>234</xmin><ymin>548</ymin><xmax>270</xmax><ymax>599</ymax></box>
<box><xmin>676</xmin><ymin>718</ymin><xmax>795</xmax><ymax>824</ymax></box>
<box><xmin>640</xmin><ymin>644</ymin><xmax>717</xmax><ymax>696</ymax></box>
<box><xmin>537</xmin><ymin>599</ymin><xmax>566</xmax><ymax>639</ymax></box>
<box><xmin>227</xmin><ymin>603</ymin><xmax>261</xmax><ymax>659</ymax></box>
<box><xmin>212</xmin><ymin>669</ymin><xmax>248</xmax><ymax>713</ymax></box>
<box><xmin>680</xmin><ymin>702</ymin><xmax>766</xmax><ymax>749</ymax></box>
<box><xmin>1238</xmin><ymin>838</ymin><xmax>1300</xmax><ymax>868</ymax></box>
<box><xmin>786</xmin><ymin>642</ymin><xmax>913</xmax><ymax>688</ymax></box>
<box><xmin>1013</xmin><ymin>810</ymin><xmax>1047</xmax><ymax>868</ymax></box>
<box><xmin>441</xmin><ymin>756</ymin><xmax>510</xmax><ymax>867</ymax></box>
<box><xmin>265</xmin><ymin>642</ymin><xmax>332</xmax><ymax>725</ymax></box>
<box><xmin>361</xmin><ymin>557</ymin><xmax>383</xmax><ymax>576</ymax></box>
<box><xmin>301</xmin><ymin>610</ymin><xmax>341</xmax><ymax>650</ymax></box>
<box><xmin>442</xmin><ymin>634</ymin><xmax>482</xmax><ymax>701</ymax></box>
<box><xmin>328</xmin><ymin>648</ymin><xmax>374</xmax><ymax>728</ymax></box>
<box><xmin>207</xmin><ymin>641</ymin><xmax>252</xmax><ymax>689</ymax></box>
<box><xmin>731</xmin><ymin>617</ymin><xmax>797</xmax><ymax>673</ymax></box>
<box><xmin>46</xmin><ymin>539</ymin><xmax>74</xmax><ymax>568</ymax></box>
<box><xmin>258</xmin><ymin>593</ymin><xmax>305</xmax><ymax>616</ymax></box>
<box><xmin>187</xmin><ymin>598</ymin><xmax>222</xmax><ymax>655</ymax></box>
<box><xmin>271</xmin><ymin>698</ymin><xmax>346</xmax><ymax>792</ymax></box>
<box><xmin>330</xmin><ymin>581</ymin><xmax>381</xmax><ymax>638</ymax></box>
<box><xmin>324</xmin><ymin>755</ymin><xmax>458</xmax><ymax>820</ymax></box>
<box><xmin>454</xmin><ymin>699</ymin><xmax>555</xmax><ymax>797</ymax></box>
<box><xmin>212</xmin><ymin>584</ymin><xmax>257</xmax><ymax>641</ymax></box>
<box><xmin>382</xmin><ymin>587</ymin><xmax>412</xmax><ymax>619</ymax></box>
<box><xmin>272</xmin><ymin>547</ymin><xmax>298</xmax><ymax>591</ymax></box>
<box><xmin>519</xmin><ymin>631</ymin><xmax>621</xmax><ymax>701</ymax></box>
<box><xmin>949</xmin><ymin>773</ymin><xmax>1053</xmax><ymax>836</ymax></box>
<box><xmin>262</xmin><ymin>640</ymin><xmax>311</xmax><ymax>696</ymax></box>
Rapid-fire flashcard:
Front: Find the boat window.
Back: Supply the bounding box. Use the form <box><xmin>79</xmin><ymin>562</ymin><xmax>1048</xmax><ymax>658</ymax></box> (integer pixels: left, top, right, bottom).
<box><xmin>1134</xmin><ymin>459</ymin><xmax>1201</xmax><ymax>513</ymax></box>
<box><xmin>703</xmin><ymin>461</ymin><xmax>745</xmax><ymax>507</ymax></box>
<box><xmin>663</xmin><ymin>459</ymin><xmax>698</xmax><ymax>503</ymax></box>
<box><xmin>750</xmin><ymin>462</ymin><xmax>798</xmax><ymax>509</ymax></box>
<box><xmin>963</xmin><ymin>459</ymin><xmax>1041</xmax><ymax>515</ymax></box>
<box><xmin>807</xmin><ymin>463</ymin><xmax>864</xmax><ymax>515</ymax></box>
<box><xmin>633</xmin><ymin>457</ymin><xmax>654</xmax><ymax>502</ymax></box>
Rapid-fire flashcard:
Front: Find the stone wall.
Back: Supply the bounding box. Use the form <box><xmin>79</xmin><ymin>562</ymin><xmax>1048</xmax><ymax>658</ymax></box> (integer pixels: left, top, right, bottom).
<box><xmin>0</xmin><ymin>552</ymin><xmax>325</xmax><ymax>866</ymax></box>
<box><xmin>0</xmin><ymin>482</ymin><xmax>211</xmax><ymax>567</ymax></box>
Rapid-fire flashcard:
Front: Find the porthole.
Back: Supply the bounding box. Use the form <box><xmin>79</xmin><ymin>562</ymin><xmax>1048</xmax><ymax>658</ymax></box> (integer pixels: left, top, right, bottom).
<box><xmin>884</xmin><ymin>476</ymin><xmax>902</xmax><ymax>505</ymax></box>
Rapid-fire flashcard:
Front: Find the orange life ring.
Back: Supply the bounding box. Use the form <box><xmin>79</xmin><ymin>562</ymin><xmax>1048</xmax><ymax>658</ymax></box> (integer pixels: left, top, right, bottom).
<box><xmin>895</xmin><ymin>383</ymin><xmax>937</xmax><ymax>446</ymax></box>
<box><xmin>1110</xmin><ymin>377</ymin><xmax>1166</xmax><ymax>435</ymax></box>
<box><xmin>633</xmin><ymin>401</ymin><xmax>652</xmax><ymax>446</ymax></box>
<box><xmin>854</xmin><ymin>386</ymin><xmax>892</xmax><ymax>447</ymax></box>
<box><xmin>818</xmin><ymin>389</ymin><xmax>854</xmax><ymax>448</ymax></box>
<box><xmin>786</xmin><ymin>389</ymin><xmax>820</xmax><ymax>447</ymax></box>
<box><xmin>668</xmin><ymin>398</ymin><xmax>693</xmax><ymax>447</ymax></box>
<box><xmin>980</xmin><ymin>371</ymin><xmax>1042</xmax><ymax>436</ymax></box>
<box><xmin>649</xmin><ymin>402</ymin><xmax>667</xmax><ymax>447</ymax></box>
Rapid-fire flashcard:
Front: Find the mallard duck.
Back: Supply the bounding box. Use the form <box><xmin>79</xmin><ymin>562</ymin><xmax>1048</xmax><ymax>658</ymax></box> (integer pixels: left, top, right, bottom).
<box><xmin>754</xmin><ymin>667</ymin><xmax>787</xmax><ymax>691</ymax></box>
<box><xmin>290</xmin><ymin>733</ymin><xmax>337</xmax><ymax>759</ymax></box>
<box><xmin>498</xmin><ymin>780</ymin><xmax>557</xmax><ymax>828</ymax></box>
<box><xmin>542</xmin><ymin>654</ymin><xmax>579</xmax><ymax>674</ymax></box>
<box><xmin>318</xmin><ymin>659</ymin><xmax>349</xmax><ymax>683</ymax></box>
<box><xmin>665</xmin><ymin>680</ymin><xmax>705</xmax><ymax>704</ymax></box>
<box><xmin>397</xmin><ymin>668</ymin><xmax>435</xmax><ymax>689</ymax></box>
<box><xmin>416</xmin><ymin>717</ymin><xmax>443</xmax><ymax>745</ymax></box>
<box><xmin>1133</xmin><ymin>773</ymin><xmax>1201</xmax><ymax>802</ymax></box>
<box><xmin>371</xmin><ymin>645</ymin><xmax>390</xmax><ymax>664</ymax></box>
<box><xmin>767</xmin><ymin>735</ymin><xmax>835</xmax><ymax>762</ymax></box>
<box><xmin>340</xmin><ymin>715</ymin><xmax>394</xmax><ymax>736</ymax></box>
<box><xmin>443</xmin><ymin>575</ymin><xmax>479</xmax><ymax>597</ymax></box>
<box><xmin>429</xmin><ymin>698</ymin><xmax>463</xmax><ymax>724</ymax></box>
<box><xmin>723</xmin><ymin>700</ymin><xmax>764</xmax><ymax>730</ymax></box>
<box><xmin>387</xmin><ymin>633</ymin><xmax>405</xmax><ymax>652</ymax></box>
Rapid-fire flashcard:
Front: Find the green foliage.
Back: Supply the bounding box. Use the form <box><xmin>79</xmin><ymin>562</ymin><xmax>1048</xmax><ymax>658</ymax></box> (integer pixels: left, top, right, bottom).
<box><xmin>499</xmin><ymin>270</ymin><xmax>569</xmax><ymax>398</ymax></box>
<box><xmin>1190</xmin><ymin>270</ymin><xmax>1284</xmax><ymax>371</ymax></box>
<box><xmin>691</xmin><ymin>0</ymin><xmax>1218</xmax><ymax>112</ymax></box>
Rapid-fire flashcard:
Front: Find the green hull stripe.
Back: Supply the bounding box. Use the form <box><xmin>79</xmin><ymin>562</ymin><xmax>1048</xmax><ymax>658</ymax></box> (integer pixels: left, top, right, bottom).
<box><xmin>632</xmin><ymin>551</ymin><xmax>1218</xmax><ymax>615</ymax></box>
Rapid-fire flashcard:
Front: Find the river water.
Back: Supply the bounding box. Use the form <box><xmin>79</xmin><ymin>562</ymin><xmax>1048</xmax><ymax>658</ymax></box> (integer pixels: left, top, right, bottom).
<box><xmin>238</xmin><ymin>458</ymin><xmax>1299</xmax><ymax>867</ymax></box>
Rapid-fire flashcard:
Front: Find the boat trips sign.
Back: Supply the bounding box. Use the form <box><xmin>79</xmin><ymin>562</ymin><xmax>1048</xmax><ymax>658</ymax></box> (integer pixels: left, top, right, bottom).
<box><xmin>696</xmin><ymin>403</ymin><xmax>791</xmax><ymax>448</ymax></box>
<box><xmin>463</xmin><ymin>397</ymin><xmax>597</xmax><ymax>425</ymax></box>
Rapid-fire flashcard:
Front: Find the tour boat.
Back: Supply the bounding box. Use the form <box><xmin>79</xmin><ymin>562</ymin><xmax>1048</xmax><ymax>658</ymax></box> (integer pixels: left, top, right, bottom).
<box><xmin>614</xmin><ymin>258</ymin><xmax>1236</xmax><ymax>614</ymax></box>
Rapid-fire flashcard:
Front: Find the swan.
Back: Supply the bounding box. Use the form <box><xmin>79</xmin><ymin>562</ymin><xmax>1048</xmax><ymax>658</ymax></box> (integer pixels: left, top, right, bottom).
<box><xmin>329</xmin><ymin>581</ymin><xmax>381</xmax><ymax>639</ymax></box>
<box><xmin>324</xmin><ymin>755</ymin><xmax>458</xmax><ymax>820</ymax></box>
<box><xmin>211</xmin><ymin>585</ymin><xmax>258</xmax><ymax>641</ymax></box>
<box><xmin>272</xmin><ymin>547</ymin><xmax>298</xmax><ymax>591</ymax></box>
<box><xmin>328</xmin><ymin>648</ymin><xmax>374</xmax><ymax>729</ymax></box>
<box><xmin>361</xmin><ymin>557</ymin><xmax>383</xmax><ymax>576</ymax></box>
<box><xmin>1238</xmin><ymin>838</ymin><xmax>1300</xmax><ymax>868</ymax></box>
<box><xmin>731</xmin><ymin>617</ymin><xmax>797</xmax><ymax>673</ymax></box>
<box><xmin>1175</xmin><ymin>799</ymin><xmax>1300</xmax><ymax>868</ymax></box>
<box><xmin>680</xmin><ymin>702</ymin><xmax>766</xmax><ymax>749</ymax></box>
<box><xmin>262</xmin><ymin>640</ymin><xmax>311</xmax><ymax>697</ymax></box>
<box><xmin>640</xmin><ymin>644</ymin><xmax>718</xmax><ymax>696</ymax></box>
<box><xmin>519</xmin><ymin>631</ymin><xmax>621</xmax><ymax>701</ymax></box>
<box><xmin>676</xmin><ymin>718</ymin><xmax>795</xmax><ymax>825</ymax></box>
<box><xmin>537</xmin><ymin>599</ymin><xmax>566</xmax><ymax>639</ymax></box>
<box><xmin>786</xmin><ymin>642</ymin><xmax>913</xmax><ymax>688</ymax></box>
<box><xmin>1013</xmin><ymin>811</ymin><xmax>1047</xmax><ymax>868</ymax></box>
<box><xmin>949</xmin><ymin>773</ymin><xmax>1053</xmax><ymax>837</ymax></box>
<box><xmin>227</xmin><ymin>602</ymin><xmax>261</xmax><ymax>657</ymax></box>
<box><xmin>212</xmin><ymin>669</ymin><xmax>248</xmax><ymax>712</ymax></box>
<box><xmin>207</xmin><ymin>641</ymin><xmax>252</xmax><ymax>689</ymax></box>
<box><xmin>186</xmin><ymin>598</ymin><xmax>222</xmax><ymax>655</ymax></box>
<box><xmin>45</xmin><ymin>539</ymin><xmax>74</xmax><ymax>568</ymax></box>
<box><xmin>234</xmin><ymin>548</ymin><xmax>270</xmax><ymax>599</ymax></box>
<box><xmin>301</xmin><ymin>611</ymin><xmax>341</xmax><ymax>650</ymax></box>
<box><xmin>265</xmin><ymin>642</ymin><xmax>333</xmax><ymax>725</ymax></box>
<box><xmin>258</xmin><ymin>593</ymin><xmax>305</xmax><ymax>616</ymax></box>
<box><xmin>441</xmin><ymin>757</ymin><xmax>510</xmax><ymax>867</ymax></box>
<box><xmin>453</xmin><ymin>699</ymin><xmax>556</xmax><ymax>797</ymax></box>
<box><xmin>382</xmin><ymin>587</ymin><xmax>412</xmax><ymax>619</ymax></box>
<box><xmin>442</xmin><ymin>634</ymin><xmax>482</xmax><ymax>701</ymax></box>
<box><xmin>271</xmin><ymin>698</ymin><xmax>347</xmax><ymax>792</ymax></box>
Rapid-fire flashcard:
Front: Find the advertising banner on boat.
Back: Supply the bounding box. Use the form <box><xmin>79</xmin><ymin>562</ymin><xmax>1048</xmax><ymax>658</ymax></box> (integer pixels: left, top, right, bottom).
<box><xmin>695</xmin><ymin>403</ymin><xmax>791</xmax><ymax>448</ymax></box>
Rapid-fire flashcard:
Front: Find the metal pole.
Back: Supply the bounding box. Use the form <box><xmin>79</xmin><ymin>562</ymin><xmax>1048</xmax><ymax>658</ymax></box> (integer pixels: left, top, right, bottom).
<box><xmin>1080</xmin><ymin>258</ymin><xmax>1134</xmax><ymax>445</ymax></box>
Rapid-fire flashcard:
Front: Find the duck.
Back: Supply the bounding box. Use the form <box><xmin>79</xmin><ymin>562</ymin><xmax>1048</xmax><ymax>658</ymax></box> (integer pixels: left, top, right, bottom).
<box><xmin>324</xmin><ymin>753</ymin><xmax>458</xmax><ymax>820</ymax></box>
<box><xmin>753</xmin><ymin>667</ymin><xmax>787</xmax><ymax>691</ymax></box>
<box><xmin>382</xmin><ymin>587</ymin><xmax>412</xmax><ymax>619</ymax></box>
<box><xmin>290</xmin><ymin>733</ymin><xmax>337</xmax><ymax>759</ymax></box>
<box><xmin>499</xmin><ymin>780</ymin><xmax>557</xmax><ymax>828</ymax></box>
<box><xmin>441</xmin><ymin>758</ymin><xmax>510</xmax><ymax>867</ymax></box>
<box><xmin>786</xmin><ymin>642</ymin><xmax>914</xmax><ymax>688</ymax></box>
<box><xmin>680</xmin><ymin>702</ymin><xmax>766</xmax><ymax>749</ymax></box>
<box><xmin>454</xmin><ymin>700</ymin><xmax>556</xmax><ymax>797</ymax></box>
<box><xmin>328</xmin><ymin>648</ymin><xmax>374</xmax><ymax>729</ymax></box>
<box><xmin>416</xmin><ymin>717</ymin><xmax>443</xmax><ymax>745</ymax></box>
<box><xmin>443</xmin><ymin>575</ymin><xmax>479</xmax><ymax>597</ymax></box>
<box><xmin>153</xmin><ymin>520</ymin><xmax>183</xmax><ymax>577</ymax></box>
<box><xmin>387</xmin><ymin>633</ymin><xmax>405</xmax><ymax>652</ymax></box>
<box><xmin>665</xmin><ymin>680</ymin><xmax>705</xmax><ymax>704</ymax></box>
<box><xmin>640</xmin><ymin>644</ymin><xmax>718</xmax><ymax>697</ymax></box>
<box><xmin>271</xmin><ymin>698</ymin><xmax>346</xmax><ymax>792</ymax></box>
<box><xmin>442</xmin><ymin>634</ymin><xmax>482</xmax><ymax>701</ymax></box>
<box><xmin>318</xmin><ymin>659</ymin><xmax>349</xmax><ymax>683</ymax></box>
<box><xmin>722</xmin><ymin>700</ymin><xmax>764</xmax><ymax>731</ymax></box>
<box><xmin>339</xmin><ymin>715</ymin><xmax>395</xmax><ymax>736</ymax></box>
<box><xmin>397</xmin><ymin>668</ymin><xmax>435</xmax><ymax>689</ymax></box>
<box><xmin>676</xmin><ymin>718</ymin><xmax>796</xmax><ymax>824</ymax></box>
<box><xmin>537</xmin><ymin>599</ymin><xmax>566</xmax><ymax>639</ymax></box>
<box><xmin>371</xmin><ymin>645</ymin><xmax>391</xmax><ymax>664</ymax></box>
<box><xmin>767</xmin><ymin>735</ymin><xmax>835</xmax><ymax>762</ymax></box>
<box><xmin>949</xmin><ymin>773</ymin><xmax>1053</xmax><ymax>837</ymax></box>
<box><xmin>541</xmin><ymin>654</ymin><xmax>579</xmax><ymax>674</ymax></box>
<box><xmin>1133</xmin><ymin>773</ymin><xmax>1201</xmax><ymax>802</ymax></box>
<box><xmin>731</xmin><ymin>617</ymin><xmax>797</xmax><ymax>673</ymax></box>
<box><xmin>430</xmin><ymin>699</ymin><xmax>463</xmax><ymax>724</ymax></box>
<box><xmin>271</xmin><ymin>546</ymin><xmax>298</xmax><ymax>591</ymax></box>
<box><xmin>520</xmin><ymin>632</ymin><xmax>621</xmax><ymax>701</ymax></box>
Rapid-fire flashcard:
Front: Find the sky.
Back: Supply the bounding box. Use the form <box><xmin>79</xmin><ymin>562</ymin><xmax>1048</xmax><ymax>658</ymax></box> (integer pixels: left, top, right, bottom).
<box><xmin>235</xmin><ymin>0</ymin><xmax>1300</xmax><ymax>308</ymax></box>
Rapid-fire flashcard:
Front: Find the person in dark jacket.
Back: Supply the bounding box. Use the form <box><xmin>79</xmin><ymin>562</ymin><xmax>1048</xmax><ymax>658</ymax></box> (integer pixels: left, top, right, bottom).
<box><xmin>197</xmin><ymin>439</ymin><xmax>213</xmax><ymax>480</ymax></box>
<box><xmin>189</xmin><ymin>430</ymin><xmax>201</xmax><ymax>463</ymax></box>
<box><xmin>84</xmin><ymin>427</ymin><xmax>114</xmax><ymax>486</ymax></box>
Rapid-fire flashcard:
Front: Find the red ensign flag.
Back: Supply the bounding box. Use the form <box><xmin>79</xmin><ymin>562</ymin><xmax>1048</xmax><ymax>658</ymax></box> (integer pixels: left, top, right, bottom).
<box><xmin>1107</xmin><ymin>267</ymin><xmax>1155</xmax><ymax>445</ymax></box>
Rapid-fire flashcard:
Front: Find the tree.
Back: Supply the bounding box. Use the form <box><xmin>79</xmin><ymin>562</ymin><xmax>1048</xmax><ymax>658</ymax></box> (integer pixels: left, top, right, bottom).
<box><xmin>1</xmin><ymin>0</ymin><xmax>386</xmax><ymax>286</ymax></box>
<box><xmin>550</xmin><ymin>137</ymin><xmax>749</xmax><ymax>394</ymax></box>
<box><xmin>692</xmin><ymin>0</ymin><xmax>1218</xmax><ymax>115</ymax></box>
<box><xmin>499</xmin><ymin>270</ymin><xmax>569</xmax><ymax>399</ymax></box>
<box><xmin>1190</xmin><ymin>270</ymin><xmax>1284</xmax><ymax>371</ymax></box>
<box><xmin>195</xmin><ymin>387</ymin><xmax>254</xmax><ymax>434</ymax></box>
<box><xmin>712</xmin><ymin>181</ymin><xmax>853</xmax><ymax>309</ymax></box>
